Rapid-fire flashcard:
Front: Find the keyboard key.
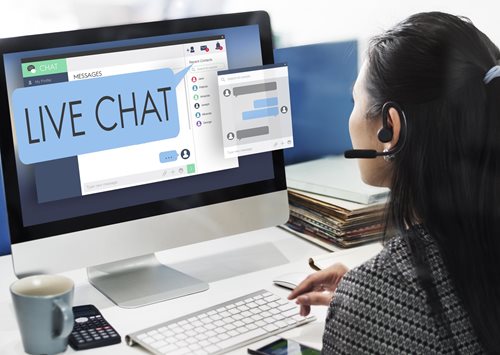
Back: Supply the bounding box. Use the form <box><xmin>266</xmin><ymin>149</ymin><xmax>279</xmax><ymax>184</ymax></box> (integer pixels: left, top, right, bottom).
<box><xmin>199</xmin><ymin>339</ymin><xmax>211</xmax><ymax>347</ymax></box>
<box><xmin>188</xmin><ymin>343</ymin><xmax>201</xmax><ymax>351</ymax></box>
<box><xmin>217</xmin><ymin>328</ymin><xmax>267</xmax><ymax>348</ymax></box>
<box><xmin>205</xmin><ymin>345</ymin><xmax>220</xmax><ymax>353</ymax></box>
<box><xmin>263</xmin><ymin>324</ymin><xmax>279</xmax><ymax>332</ymax></box>
<box><xmin>151</xmin><ymin>340</ymin><xmax>167</xmax><ymax>349</ymax></box>
<box><xmin>158</xmin><ymin>344</ymin><xmax>177</xmax><ymax>353</ymax></box>
<box><xmin>233</xmin><ymin>320</ymin><xmax>245</xmax><ymax>328</ymax></box>
<box><xmin>194</xmin><ymin>333</ymin><xmax>207</xmax><ymax>341</ymax></box>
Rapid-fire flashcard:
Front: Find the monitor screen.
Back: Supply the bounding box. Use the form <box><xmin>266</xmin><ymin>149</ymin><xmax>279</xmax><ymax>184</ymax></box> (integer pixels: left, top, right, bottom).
<box><xmin>0</xmin><ymin>12</ymin><xmax>288</xmax><ymax>306</ymax></box>
<box><xmin>1</xmin><ymin>12</ymin><xmax>285</xmax><ymax>244</ymax></box>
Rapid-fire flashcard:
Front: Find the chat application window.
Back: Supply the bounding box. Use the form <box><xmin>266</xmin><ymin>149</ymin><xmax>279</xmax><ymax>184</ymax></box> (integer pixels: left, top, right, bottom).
<box><xmin>14</xmin><ymin>36</ymin><xmax>238</xmax><ymax>198</ymax></box>
<box><xmin>217</xmin><ymin>63</ymin><xmax>293</xmax><ymax>158</ymax></box>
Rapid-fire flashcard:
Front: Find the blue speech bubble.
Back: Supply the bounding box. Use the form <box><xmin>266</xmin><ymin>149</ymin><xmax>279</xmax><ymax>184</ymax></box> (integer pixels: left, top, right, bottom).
<box><xmin>242</xmin><ymin>107</ymin><xmax>279</xmax><ymax>120</ymax></box>
<box><xmin>253</xmin><ymin>97</ymin><xmax>278</xmax><ymax>108</ymax></box>
<box><xmin>159</xmin><ymin>150</ymin><xmax>179</xmax><ymax>163</ymax></box>
<box><xmin>12</xmin><ymin>66</ymin><xmax>191</xmax><ymax>165</ymax></box>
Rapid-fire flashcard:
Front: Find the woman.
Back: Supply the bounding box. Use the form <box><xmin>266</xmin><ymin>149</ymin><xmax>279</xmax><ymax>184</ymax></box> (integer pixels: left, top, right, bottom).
<box><xmin>289</xmin><ymin>12</ymin><xmax>500</xmax><ymax>354</ymax></box>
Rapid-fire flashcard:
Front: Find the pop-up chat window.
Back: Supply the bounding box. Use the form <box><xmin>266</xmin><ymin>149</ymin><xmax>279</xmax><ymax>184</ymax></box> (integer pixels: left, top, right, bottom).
<box><xmin>217</xmin><ymin>63</ymin><xmax>293</xmax><ymax>158</ymax></box>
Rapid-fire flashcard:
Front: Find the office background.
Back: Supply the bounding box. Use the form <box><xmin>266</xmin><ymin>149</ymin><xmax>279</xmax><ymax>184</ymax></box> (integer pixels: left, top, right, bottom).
<box><xmin>0</xmin><ymin>0</ymin><xmax>498</xmax><ymax>255</ymax></box>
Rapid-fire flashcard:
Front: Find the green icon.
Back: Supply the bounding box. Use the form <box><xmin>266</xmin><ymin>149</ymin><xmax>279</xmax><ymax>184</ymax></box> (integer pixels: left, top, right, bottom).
<box><xmin>193</xmin><ymin>94</ymin><xmax>199</xmax><ymax>100</ymax></box>
<box><xmin>22</xmin><ymin>58</ymin><xmax>67</xmax><ymax>78</ymax></box>
<box><xmin>187</xmin><ymin>164</ymin><xmax>196</xmax><ymax>174</ymax></box>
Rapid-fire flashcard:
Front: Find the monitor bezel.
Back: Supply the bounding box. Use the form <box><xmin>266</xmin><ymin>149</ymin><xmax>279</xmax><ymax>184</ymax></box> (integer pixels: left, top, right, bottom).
<box><xmin>0</xmin><ymin>11</ymin><xmax>286</xmax><ymax>245</ymax></box>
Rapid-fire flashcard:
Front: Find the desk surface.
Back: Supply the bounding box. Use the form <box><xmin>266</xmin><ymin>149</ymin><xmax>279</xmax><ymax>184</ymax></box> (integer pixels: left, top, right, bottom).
<box><xmin>0</xmin><ymin>227</ymin><xmax>381</xmax><ymax>354</ymax></box>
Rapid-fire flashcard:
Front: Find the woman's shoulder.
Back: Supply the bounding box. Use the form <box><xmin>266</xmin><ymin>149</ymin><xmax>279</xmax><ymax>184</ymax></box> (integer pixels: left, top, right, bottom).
<box><xmin>352</xmin><ymin>234</ymin><xmax>422</xmax><ymax>290</ymax></box>
<box><xmin>322</xmin><ymin>234</ymin><xmax>445</xmax><ymax>354</ymax></box>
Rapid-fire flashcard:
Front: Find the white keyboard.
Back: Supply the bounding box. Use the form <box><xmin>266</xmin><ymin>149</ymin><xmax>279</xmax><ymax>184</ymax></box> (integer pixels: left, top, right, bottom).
<box><xmin>125</xmin><ymin>289</ymin><xmax>316</xmax><ymax>355</ymax></box>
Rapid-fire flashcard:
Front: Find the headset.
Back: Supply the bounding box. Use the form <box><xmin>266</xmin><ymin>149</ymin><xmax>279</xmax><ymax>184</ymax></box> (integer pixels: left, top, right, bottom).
<box><xmin>344</xmin><ymin>101</ymin><xmax>407</xmax><ymax>159</ymax></box>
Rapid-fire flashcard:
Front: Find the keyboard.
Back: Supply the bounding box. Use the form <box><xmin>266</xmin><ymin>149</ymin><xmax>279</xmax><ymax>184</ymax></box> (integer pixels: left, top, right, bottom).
<box><xmin>125</xmin><ymin>289</ymin><xmax>316</xmax><ymax>355</ymax></box>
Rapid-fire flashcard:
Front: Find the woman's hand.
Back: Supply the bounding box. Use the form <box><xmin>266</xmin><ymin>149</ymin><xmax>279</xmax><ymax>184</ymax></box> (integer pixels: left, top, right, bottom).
<box><xmin>287</xmin><ymin>263</ymin><xmax>349</xmax><ymax>316</ymax></box>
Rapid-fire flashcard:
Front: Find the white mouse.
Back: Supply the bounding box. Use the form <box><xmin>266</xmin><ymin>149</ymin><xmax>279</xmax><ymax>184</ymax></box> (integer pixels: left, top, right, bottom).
<box><xmin>273</xmin><ymin>272</ymin><xmax>310</xmax><ymax>290</ymax></box>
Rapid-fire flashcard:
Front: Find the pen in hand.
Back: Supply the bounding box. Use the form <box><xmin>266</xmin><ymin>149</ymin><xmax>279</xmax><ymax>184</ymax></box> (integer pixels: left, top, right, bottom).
<box><xmin>308</xmin><ymin>257</ymin><xmax>321</xmax><ymax>271</ymax></box>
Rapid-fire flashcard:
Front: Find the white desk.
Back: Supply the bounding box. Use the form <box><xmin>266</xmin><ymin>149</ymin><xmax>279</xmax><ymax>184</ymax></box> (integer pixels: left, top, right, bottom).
<box><xmin>0</xmin><ymin>227</ymin><xmax>381</xmax><ymax>354</ymax></box>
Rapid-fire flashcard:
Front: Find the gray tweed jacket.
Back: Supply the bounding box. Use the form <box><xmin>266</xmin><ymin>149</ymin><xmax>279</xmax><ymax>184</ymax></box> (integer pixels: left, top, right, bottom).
<box><xmin>322</xmin><ymin>229</ymin><xmax>484</xmax><ymax>354</ymax></box>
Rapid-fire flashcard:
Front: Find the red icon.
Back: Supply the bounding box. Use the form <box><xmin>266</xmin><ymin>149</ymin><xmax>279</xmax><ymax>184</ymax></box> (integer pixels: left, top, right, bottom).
<box><xmin>191</xmin><ymin>76</ymin><xmax>197</xmax><ymax>83</ymax></box>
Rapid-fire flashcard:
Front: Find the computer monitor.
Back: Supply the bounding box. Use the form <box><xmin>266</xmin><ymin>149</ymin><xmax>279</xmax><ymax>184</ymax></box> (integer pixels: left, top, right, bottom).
<box><xmin>0</xmin><ymin>11</ymin><xmax>289</xmax><ymax>308</ymax></box>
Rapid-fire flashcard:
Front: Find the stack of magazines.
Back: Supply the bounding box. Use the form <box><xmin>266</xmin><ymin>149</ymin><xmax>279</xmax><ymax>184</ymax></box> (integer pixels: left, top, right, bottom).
<box><xmin>284</xmin><ymin>156</ymin><xmax>389</xmax><ymax>249</ymax></box>
<box><xmin>285</xmin><ymin>188</ymin><xmax>387</xmax><ymax>249</ymax></box>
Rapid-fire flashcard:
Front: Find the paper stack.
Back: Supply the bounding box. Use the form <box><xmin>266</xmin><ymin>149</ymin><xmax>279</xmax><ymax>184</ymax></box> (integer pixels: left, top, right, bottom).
<box><xmin>286</xmin><ymin>188</ymin><xmax>386</xmax><ymax>249</ymax></box>
<box><xmin>284</xmin><ymin>156</ymin><xmax>389</xmax><ymax>249</ymax></box>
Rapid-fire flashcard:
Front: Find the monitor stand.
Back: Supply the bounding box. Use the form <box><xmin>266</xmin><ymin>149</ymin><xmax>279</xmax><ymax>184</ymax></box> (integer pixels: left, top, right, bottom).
<box><xmin>87</xmin><ymin>254</ymin><xmax>209</xmax><ymax>308</ymax></box>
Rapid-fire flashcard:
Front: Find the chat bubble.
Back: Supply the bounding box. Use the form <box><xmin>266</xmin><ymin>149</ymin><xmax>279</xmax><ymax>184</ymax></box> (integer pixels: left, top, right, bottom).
<box><xmin>159</xmin><ymin>150</ymin><xmax>179</xmax><ymax>163</ymax></box>
<box><xmin>233</xmin><ymin>82</ymin><xmax>277</xmax><ymax>97</ymax></box>
<box><xmin>12</xmin><ymin>66</ymin><xmax>191</xmax><ymax>165</ymax></box>
<box><xmin>253</xmin><ymin>97</ymin><xmax>278</xmax><ymax>108</ymax></box>
<box><xmin>242</xmin><ymin>107</ymin><xmax>279</xmax><ymax>120</ymax></box>
<box><xmin>236</xmin><ymin>126</ymin><xmax>269</xmax><ymax>139</ymax></box>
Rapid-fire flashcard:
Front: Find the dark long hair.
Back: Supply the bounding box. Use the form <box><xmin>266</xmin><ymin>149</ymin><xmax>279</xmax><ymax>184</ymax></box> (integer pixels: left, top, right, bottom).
<box><xmin>365</xmin><ymin>12</ymin><xmax>500</xmax><ymax>352</ymax></box>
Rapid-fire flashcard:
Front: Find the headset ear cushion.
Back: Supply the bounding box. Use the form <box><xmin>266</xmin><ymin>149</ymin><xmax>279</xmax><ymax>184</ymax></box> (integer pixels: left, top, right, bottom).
<box><xmin>377</xmin><ymin>127</ymin><xmax>393</xmax><ymax>143</ymax></box>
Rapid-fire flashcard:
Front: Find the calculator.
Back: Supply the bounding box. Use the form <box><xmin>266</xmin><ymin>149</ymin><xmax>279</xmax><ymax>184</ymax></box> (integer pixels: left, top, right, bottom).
<box><xmin>69</xmin><ymin>304</ymin><xmax>121</xmax><ymax>350</ymax></box>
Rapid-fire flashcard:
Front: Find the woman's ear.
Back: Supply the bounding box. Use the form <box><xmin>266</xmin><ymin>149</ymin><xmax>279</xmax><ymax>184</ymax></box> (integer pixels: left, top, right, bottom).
<box><xmin>384</xmin><ymin>107</ymin><xmax>402</xmax><ymax>150</ymax></box>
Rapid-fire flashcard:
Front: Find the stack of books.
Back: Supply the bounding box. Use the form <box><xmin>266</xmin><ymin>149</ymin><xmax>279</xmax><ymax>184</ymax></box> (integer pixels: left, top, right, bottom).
<box><xmin>284</xmin><ymin>156</ymin><xmax>389</xmax><ymax>250</ymax></box>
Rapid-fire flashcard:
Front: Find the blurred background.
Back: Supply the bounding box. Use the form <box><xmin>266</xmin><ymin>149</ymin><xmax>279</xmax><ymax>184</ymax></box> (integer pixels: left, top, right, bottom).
<box><xmin>0</xmin><ymin>0</ymin><xmax>498</xmax><ymax>48</ymax></box>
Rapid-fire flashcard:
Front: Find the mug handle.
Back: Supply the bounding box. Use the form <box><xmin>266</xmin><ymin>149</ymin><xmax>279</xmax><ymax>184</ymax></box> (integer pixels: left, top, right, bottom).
<box><xmin>53</xmin><ymin>298</ymin><xmax>74</xmax><ymax>339</ymax></box>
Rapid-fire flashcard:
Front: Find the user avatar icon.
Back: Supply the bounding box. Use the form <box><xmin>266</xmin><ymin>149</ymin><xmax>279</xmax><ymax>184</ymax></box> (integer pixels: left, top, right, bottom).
<box><xmin>215</xmin><ymin>42</ymin><xmax>223</xmax><ymax>50</ymax></box>
<box><xmin>223</xmin><ymin>89</ymin><xmax>231</xmax><ymax>97</ymax></box>
<box><xmin>191</xmin><ymin>76</ymin><xmax>197</xmax><ymax>83</ymax></box>
<box><xmin>193</xmin><ymin>94</ymin><xmax>199</xmax><ymax>100</ymax></box>
<box><xmin>195</xmin><ymin>112</ymin><xmax>201</xmax><ymax>118</ymax></box>
<box><xmin>189</xmin><ymin>46</ymin><xmax>195</xmax><ymax>53</ymax></box>
<box><xmin>227</xmin><ymin>132</ymin><xmax>235</xmax><ymax>140</ymax></box>
<box><xmin>27</xmin><ymin>64</ymin><xmax>36</xmax><ymax>74</ymax></box>
<box><xmin>280</xmin><ymin>106</ymin><xmax>288</xmax><ymax>114</ymax></box>
<box><xmin>194</xmin><ymin>103</ymin><xmax>200</xmax><ymax>109</ymax></box>
<box><xmin>196</xmin><ymin>121</ymin><xmax>202</xmax><ymax>127</ymax></box>
<box><xmin>192</xmin><ymin>85</ymin><xmax>198</xmax><ymax>91</ymax></box>
<box><xmin>180</xmin><ymin>149</ymin><xmax>191</xmax><ymax>159</ymax></box>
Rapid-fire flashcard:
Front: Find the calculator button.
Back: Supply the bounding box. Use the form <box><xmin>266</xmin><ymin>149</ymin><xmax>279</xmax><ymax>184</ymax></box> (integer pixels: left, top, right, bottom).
<box><xmin>75</xmin><ymin>317</ymin><xmax>89</xmax><ymax>323</ymax></box>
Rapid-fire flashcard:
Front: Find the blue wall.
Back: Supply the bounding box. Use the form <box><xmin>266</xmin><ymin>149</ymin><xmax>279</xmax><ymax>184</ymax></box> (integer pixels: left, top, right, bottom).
<box><xmin>274</xmin><ymin>40</ymin><xmax>358</xmax><ymax>165</ymax></box>
<box><xmin>0</xmin><ymin>155</ymin><xmax>10</xmax><ymax>256</ymax></box>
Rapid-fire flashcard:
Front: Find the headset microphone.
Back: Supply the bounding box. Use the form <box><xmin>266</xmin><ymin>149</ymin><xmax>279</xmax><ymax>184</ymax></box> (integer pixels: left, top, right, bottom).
<box><xmin>344</xmin><ymin>101</ymin><xmax>407</xmax><ymax>159</ymax></box>
<box><xmin>344</xmin><ymin>149</ymin><xmax>378</xmax><ymax>159</ymax></box>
